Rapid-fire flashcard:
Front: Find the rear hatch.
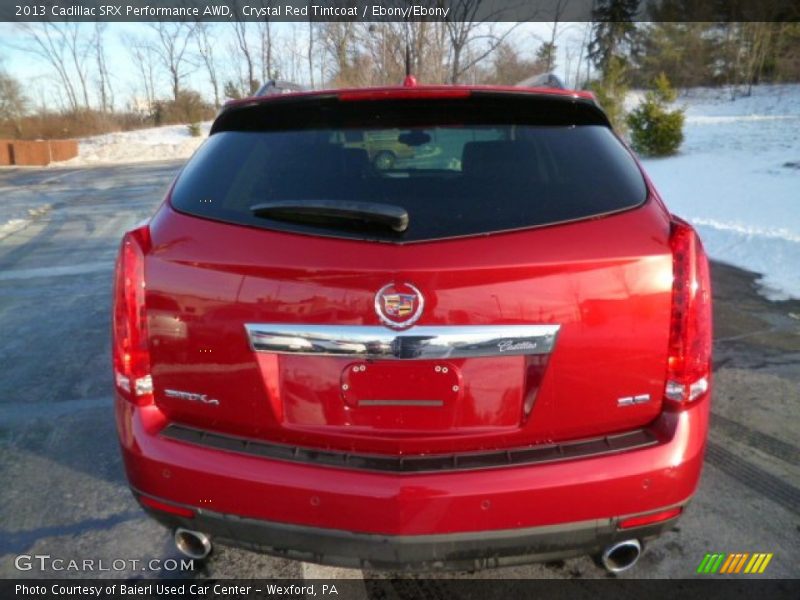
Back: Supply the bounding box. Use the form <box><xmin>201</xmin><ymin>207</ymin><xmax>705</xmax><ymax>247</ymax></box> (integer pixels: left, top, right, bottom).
<box><xmin>144</xmin><ymin>91</ymin><xmax>673</xmax><ymax>455</ymax></box>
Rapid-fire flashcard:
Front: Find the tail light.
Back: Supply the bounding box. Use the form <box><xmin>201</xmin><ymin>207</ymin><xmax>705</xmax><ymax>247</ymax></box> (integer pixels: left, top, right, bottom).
<box><xmin>112</xmin><ymin>226</ymin><xmax>153</xmax><ymax>405</ymax></box>
<box><xmin>665</xmin><ymin>218</ymin><xmax>712</xmax><ymax>408</ymax></box>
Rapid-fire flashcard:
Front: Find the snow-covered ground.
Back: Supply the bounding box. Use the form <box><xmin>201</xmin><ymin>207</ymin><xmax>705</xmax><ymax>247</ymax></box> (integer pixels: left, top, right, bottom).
<box><xmin>638</xmin><ymin>84</ymin><xmax>800</xmax><ymax>300</ymax></box>
<box><xmin>62</xmin><ymin>120</ymin><xmax>211</xmax><ymax>166</ymax></box>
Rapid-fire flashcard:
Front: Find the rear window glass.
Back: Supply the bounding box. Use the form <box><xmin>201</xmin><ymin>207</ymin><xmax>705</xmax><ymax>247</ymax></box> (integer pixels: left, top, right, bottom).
<box><xmin>171</xmin><ymin>99</ymin><xmax>647</xmax><ymax>243</ymax></box>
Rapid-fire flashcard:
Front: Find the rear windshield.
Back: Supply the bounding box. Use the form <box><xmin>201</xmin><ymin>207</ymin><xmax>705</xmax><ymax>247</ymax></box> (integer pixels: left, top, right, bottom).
<box><xmin>171</xmin><ymin>97</ymin><xmax>647</xmax><ymax>243</ymax></box>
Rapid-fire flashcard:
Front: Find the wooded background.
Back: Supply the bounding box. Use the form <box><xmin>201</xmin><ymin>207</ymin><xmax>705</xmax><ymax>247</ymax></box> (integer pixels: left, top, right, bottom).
<box><xmin>1</xmin><ymin>0</ymin><xmax>798</xmax><ymax>139</ymax></box>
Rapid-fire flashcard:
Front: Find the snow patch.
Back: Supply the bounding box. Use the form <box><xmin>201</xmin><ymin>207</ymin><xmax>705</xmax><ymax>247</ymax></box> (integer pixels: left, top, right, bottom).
<box><xmin>63</xmin><ymin>121</ymin><xmax>212</xmax><ymax>166</ymax></box>
<box><xmin>689</xmin><ymin>220</ymin><xmax>800</xmax><ymax>302</ymax></box>
<box><xmin>690</xmin><ymin>218</ymin><xmax>800</xmax><ymax>244</ymax></box>
<box><xmin>685</xmin><ymin>115</ymin><xmax>800</xmax><ymax>125</ymax></box>
<box><xmin>0</xmin><ymin>218</ymin><xmax>28</xmax><ymax>238</ymax></box>
<box><xmin>639</xmin><ymin>83</ymin><xmax>800</xmax><ymax>300</ymax></box>
<box><xmin>0</xmin><ymin>204</ymin><xmax>52</xmax><ymax>240</ymax></box>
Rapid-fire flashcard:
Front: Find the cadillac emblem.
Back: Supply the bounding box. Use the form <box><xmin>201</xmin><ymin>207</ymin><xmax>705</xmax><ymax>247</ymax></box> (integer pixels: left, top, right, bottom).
<box><xmin>375</xmin><ymin>282</ymin><xmax>424</xmax><ymax>329</ymax></box>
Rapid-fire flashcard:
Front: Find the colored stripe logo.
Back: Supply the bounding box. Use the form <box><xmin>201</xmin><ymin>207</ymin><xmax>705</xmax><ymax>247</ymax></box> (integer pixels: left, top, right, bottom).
<box><xmin>696</xmin><ymin>553</ymin><xmax>774</xmax><ymax>574</ymax></box>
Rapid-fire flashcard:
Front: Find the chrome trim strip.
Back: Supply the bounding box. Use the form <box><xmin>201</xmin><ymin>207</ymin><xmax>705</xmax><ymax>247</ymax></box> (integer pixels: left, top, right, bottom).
<box><xmin>245</xmin><ymin>324</ymin><xmax>560</xmax><ymax>359</ymax></box>
<box><xmin>617</xmin><ymin>393</ymin><xmax>651</xmax><ymax>407</ymax></box>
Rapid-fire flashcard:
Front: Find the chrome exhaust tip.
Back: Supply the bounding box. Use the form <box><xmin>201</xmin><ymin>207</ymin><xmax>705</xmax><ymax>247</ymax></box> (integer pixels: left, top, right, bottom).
<box><xmin>601</xmin><ymin>539</ymin><xmax>642</xmax><ymax>574</ymax></box>
<box><xmin>174</xmin><ymin>527</ymin><xmax>212</xmax><ymax>560</ymax></box>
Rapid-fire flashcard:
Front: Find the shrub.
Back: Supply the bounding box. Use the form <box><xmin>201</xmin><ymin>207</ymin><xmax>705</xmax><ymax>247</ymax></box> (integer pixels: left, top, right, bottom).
<box><xmin>627</xmin><ymin>73</ymin><xmax>685</xmax><ymax>157</ymax></box>
<box><xmin>153</xmin><ymin>90</ymin><xmax>213</xmax><ymax>126</ymax></box>
<box><xmin>0</xmin><ymin>109</ymin><xmax>149</xmax><ymax>140</ymax></box>
<box><xmin>187</xmin><ymin>123</ymin><xmax>202</xmax><ymax>137</ymax></box>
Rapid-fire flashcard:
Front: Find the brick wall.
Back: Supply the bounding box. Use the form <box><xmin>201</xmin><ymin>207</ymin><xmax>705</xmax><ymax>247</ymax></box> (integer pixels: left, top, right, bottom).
<box><xmin>0</xmin><ymin>140</ymin><xmax>12</xmax><ymax>166</ymax></box>
<box><xmin>10</xmin><ymin>141</ymin><xmax>51</xmax><ymax>166</ymax></box>
<box><xmin>1</xmin><ymin>139</ymin><xmax>79</xmax><ymax>166</ymax></box>
<box><xmin>49</xmin><ymin>140</ymin><xmax>79</xmax><ymax>162</ymax></box>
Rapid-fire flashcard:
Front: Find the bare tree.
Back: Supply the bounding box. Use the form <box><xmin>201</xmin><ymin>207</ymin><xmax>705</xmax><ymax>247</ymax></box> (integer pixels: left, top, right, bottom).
<box><xmin>444</xmin><ymin>1</ymin><xmax>527</xmax><ymax>83</ymax></box>
<box><xmin>16</xmin><ymin>23</ymin><xmax>82</xmax><ymax>111</ymax></box>
<box><xmin>195</xmin><ymin>23</ymin><xmax>220</xmax><ymax>107</ymax></box>
<box><xmin>259</xmin><ymin>18</ymin><xmax>275</xmax><ymax>82</ymax></box>
<box><xmin>92</xmin><ymin>23</ymin><xmax>113</xmax><ymax>112</ymax></box>
<box><xmin>320</xmin><ymin>22</ymin><xmax>359</xmax><ymax>85</ymax></box>
<box><xmin>125</xmin><ymin>35</ymin><xmax>159</xmax><ymax>113</ymax></box>
<box><xmin>148</xmin><ymin>22</ymin><xmax>196</xmax><ymax>102</ymax></box>
<box><xmin>541</xmin><ymin>0</ymin><xmax>571</xmax><ymax>72</ymax></box>
<box><xmin>63</xmin><ymin>23</ymin><xmax>92</xmax><ymax>108</ymax></box>
<box><xmin>320</xmin><ymin>21</ymin><xmax>450</xmax><ymax>88</ymax></box>
<box><xmin>740</xmin><ymin>22</ymin><xmax>775</xmax><ymax>95</ymax></box>
<box><xmin>417</xmin><ymin>22</ymin><xmax>450</xmax><ymax>83</ymax></box>
<box><xmin>363</xmin><ymin>24</ymin><xmax>389</xmax><ymax>83</ymax></box>
<box><xmin>0</xmin><ymin>68</ymin><xmax>27</xmax><ymax>134</ymax></box>
<box><xmin>231</xmin><ymin>19</ymin><xmax>258</xmax><ymax>93</ymax></box>
<box><xmin>30</xmin><ymin>76</ymin><xmax>50</xmax><ymax>115</ymax></box>
<box><xmin>485</xmin><ymin>42</ymin><xmax>538</xmax><ymax>85</ymax></box>
<box><xmin>307</xmin><ymin>21</ymin><xmax>315</xmax><ymax>88</ymax></box>
<box><xmin>285</xmin><ymin>23</ymin><xmax>302</xmax><ymax>83</ymax></box>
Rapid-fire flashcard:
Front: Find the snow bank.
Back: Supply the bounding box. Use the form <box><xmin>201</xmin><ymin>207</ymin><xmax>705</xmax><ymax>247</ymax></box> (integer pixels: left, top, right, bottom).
<box><xmin>62</xmin><ymin>121</ymin><xmax>212</xmax><ymax>166</ymax></box>
<box><xmin>678</xmin><ymin>84</ymin><xmax>800</xmax><ymax>118</ymax></box>
<box><xmin>638</xmin><ymin>84</ymin><xmax>800</xmax><ymax>300</ymax></box>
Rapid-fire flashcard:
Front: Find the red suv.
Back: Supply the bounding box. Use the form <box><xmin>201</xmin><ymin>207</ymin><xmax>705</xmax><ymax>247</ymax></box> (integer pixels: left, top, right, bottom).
<box><xmin>113</xmin><ymin>82</ymin><xmax>712</xmax><ymax>573</ymax></box>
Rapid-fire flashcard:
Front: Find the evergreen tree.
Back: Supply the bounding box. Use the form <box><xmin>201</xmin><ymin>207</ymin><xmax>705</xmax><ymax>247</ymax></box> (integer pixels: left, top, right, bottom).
<box><xmin>587</xmin><ymin>0</ymin><xmax>641</xmax><ymax>76</ymax></box>
<box><xmin>632</xmin><ymin>23</ymin><xmax>716</xmax><ymax>88</ymax></box>
<box><xmin>536</xmin><ymin>42</ymin><xmax>557</xmax><ymax>72</ymax></box>
<box><xmin>627</xmin><ymin>73</ymin><xmax>685</xmax><ymax>156</ymax></box>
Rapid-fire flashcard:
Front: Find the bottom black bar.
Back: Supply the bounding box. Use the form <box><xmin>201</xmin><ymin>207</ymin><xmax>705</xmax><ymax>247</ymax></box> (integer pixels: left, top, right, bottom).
<box><xmin>2</xmin><ymin>579</ymin><xmax>799</xmax><ymax>600</ymax></box>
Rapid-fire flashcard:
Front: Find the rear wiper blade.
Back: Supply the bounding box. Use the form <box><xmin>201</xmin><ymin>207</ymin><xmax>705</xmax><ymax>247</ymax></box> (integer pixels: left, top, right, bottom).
<box><xmin>250</xmin><ymin>200</ymin><xmax>409</xmax><ymax>233</ymax></box>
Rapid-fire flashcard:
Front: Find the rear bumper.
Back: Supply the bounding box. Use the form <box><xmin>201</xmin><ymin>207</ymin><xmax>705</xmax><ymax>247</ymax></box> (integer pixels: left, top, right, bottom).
<box><xmin>138</xmin><ymin>491</ymin><xmax>680</xmax><ymax>570</ymax></box>
<box><xmin>117</xmin><ymin>394</ymin><xmax>709</xmax><ymax>568</ymax></box>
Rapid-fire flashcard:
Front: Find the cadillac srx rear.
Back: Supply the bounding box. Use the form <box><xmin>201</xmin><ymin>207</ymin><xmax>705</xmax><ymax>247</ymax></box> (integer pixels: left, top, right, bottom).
<box><xmin>113</xmin><ymin>84</ymin><xmax>712</xmax><ymax>572</ymax></box>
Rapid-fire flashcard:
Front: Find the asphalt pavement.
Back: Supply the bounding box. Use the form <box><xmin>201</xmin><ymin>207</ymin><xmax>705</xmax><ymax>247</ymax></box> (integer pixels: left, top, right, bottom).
<box><xmin>0</xmin><ymin>162</ymin><xmax>797</xmax><ymax>582</ymax></box>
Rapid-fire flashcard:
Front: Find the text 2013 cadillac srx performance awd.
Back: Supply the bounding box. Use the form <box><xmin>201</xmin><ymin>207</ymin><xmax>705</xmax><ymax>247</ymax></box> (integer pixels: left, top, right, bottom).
<box><xmin>112</xmin><ymin>79</ymin><xmax>712</xmax><ymax>573</ymax></box>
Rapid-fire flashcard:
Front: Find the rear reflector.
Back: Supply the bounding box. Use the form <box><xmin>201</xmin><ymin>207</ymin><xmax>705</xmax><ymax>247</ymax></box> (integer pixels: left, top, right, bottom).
<box><xmin>665</xmin><ymin>218</ymin><xmax>712</xmax><ymax>407</ymax></box>
<box><xmin>619</xmin><ymin>507</ymin><xmax>682</xmax><ymax>530</ymax></box>
<box><xmin>112</xmin><ymin>226</ymin><xmax>153</xmax><ymax>406</ymax></box>
<box><xmin>139</xmin><ymin>495</ymin><xmax>195</xmax><ymax>519</ymax></box>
